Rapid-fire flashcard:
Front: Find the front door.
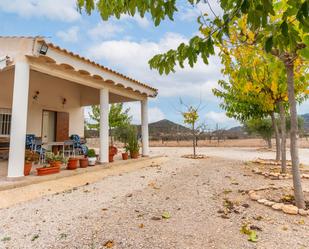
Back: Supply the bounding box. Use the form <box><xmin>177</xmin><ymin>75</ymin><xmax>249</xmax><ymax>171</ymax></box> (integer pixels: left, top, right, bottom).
<box><xmin>55</xmin><ymin>112</ymin><xmax>69</xmax><ymax>141</ymax></box>
<box><xmin>42</xmin><ymin>110</ymin><xmax>56</xmax><ymax>143</ymax></box>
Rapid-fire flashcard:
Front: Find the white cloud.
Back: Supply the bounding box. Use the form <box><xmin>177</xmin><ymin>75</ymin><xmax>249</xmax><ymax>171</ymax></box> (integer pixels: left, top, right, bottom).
<box><xmin>87</xmin><ymin>32</ymin><xmax>223</xmax><ymax>101</ymax></box>
<box><xmin>0</xmin><ymin>0</ymin><xmax>80</xmax><ymax>22</ymax></box>
<box><xmin>206</xmin><ymin>111</ymin><xmax>240</xmax><ymax>128</ymax></box>
<box><xmin>56</xmin><ymin>26</ymin><xmax>80</xmax><ymax>43</ymax></box>
<box><xmin>88</xmin><ymin>22</ymin><xmax>124</xmax><ymax>40</ymax></box>
<box><xmin>125</xmin><ymin>102</ymin><xmax>165</xmax><ymax>124</ymax></box>
<box><xmin>179</xmin><ymin>1</ymin><xmax>223</xmax><ymax>22</ymax></box>
<box><xmin>121</xmin><ymin>14</ymin><xmax>150</xmax><ymax>28</ymax></box>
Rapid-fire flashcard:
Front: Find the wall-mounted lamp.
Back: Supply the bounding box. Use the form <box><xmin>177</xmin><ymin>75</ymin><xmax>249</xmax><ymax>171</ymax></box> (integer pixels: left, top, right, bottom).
<box><xmin>39</xmin><ymin>43</ymin><xmax>48</xmax><ymax>55</ymax></box>
<box><xmin>33</xmin><ymin>91</ymin><xmax>40</xmax><ymax>101</ymax></box>
<box><xmin>62</xmin><ymin>97</ymin><xmax>67</xmax><ymax>107</ymax></box>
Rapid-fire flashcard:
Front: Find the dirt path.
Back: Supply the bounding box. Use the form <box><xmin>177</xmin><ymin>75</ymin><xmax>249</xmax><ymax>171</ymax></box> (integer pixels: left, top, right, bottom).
<box><xmin>150</xmin><ymin>146</ymin><xmax>309</xmax><ymax>165</ymax></box>
<box><xmin>0</xmin><ymin>148</ymin><xmax>308</xmax><ymax>249</ymax></box>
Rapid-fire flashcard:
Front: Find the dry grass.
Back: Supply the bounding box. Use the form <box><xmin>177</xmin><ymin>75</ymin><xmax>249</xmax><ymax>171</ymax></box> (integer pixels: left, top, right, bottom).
<box><xmin>150</xmin><ymin>137</ymin><xmax>309</xmax><ymax>148</ymax></box>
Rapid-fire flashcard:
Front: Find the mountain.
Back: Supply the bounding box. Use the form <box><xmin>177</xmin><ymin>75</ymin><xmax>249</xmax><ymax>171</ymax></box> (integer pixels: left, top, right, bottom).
<box><xmin>148</xmin><ymin>119</ymin><xmax>190</xmax><ymax>134</ymax></box>
<box><xmin>136</xmin><ymin>119</ymin><xmax>190</xmax><ymax>138</ymax></box>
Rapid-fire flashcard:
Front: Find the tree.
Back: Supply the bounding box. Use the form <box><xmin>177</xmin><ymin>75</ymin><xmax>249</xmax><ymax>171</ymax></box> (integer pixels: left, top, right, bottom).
<box><xmin>87</xmin><ymin>103</ymin><xmax>132</xmax><ymax>145</ymax></box>
<box><xmin>180</xmin><ymin>101</ymin><xmax>203</xmax><ymax>158</ymax></box>
<box><xmin>77</xmin><ymin>0</ymin><xmax>309</xmax><ymax>208</ymax></box>
<box><xmin>213</xmin><ymin>16</ymin><xmax>308</xmax><ymax>194</ymax></box>
<box><xmin>244</xmin><ymin>118</ymin><xmax>274</xmax><ymax>148</ymax></box>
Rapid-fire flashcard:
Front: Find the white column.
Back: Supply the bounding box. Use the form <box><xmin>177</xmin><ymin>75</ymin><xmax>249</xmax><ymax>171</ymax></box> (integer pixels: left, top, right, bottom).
<box><xmin>141</xmin><ymin>98</ymin><xmax>149</xmax><ymax>156</ymax></box>
<box><xmin>7</xmin><ymin>62</ymin><xmax>30</xmax><ymax>178</ymax></box>
<box><xmin>99</xmin><ymin>88</ymin><xmax>109</xmax><ymax>163</ymax></box>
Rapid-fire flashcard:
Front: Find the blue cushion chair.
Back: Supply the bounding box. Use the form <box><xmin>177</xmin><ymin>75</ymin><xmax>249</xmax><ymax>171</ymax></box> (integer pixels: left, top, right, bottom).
<box><xmin>70</xmin><ymin>134</ymin><xmax>88</xmax><ymax>155</ymax></box>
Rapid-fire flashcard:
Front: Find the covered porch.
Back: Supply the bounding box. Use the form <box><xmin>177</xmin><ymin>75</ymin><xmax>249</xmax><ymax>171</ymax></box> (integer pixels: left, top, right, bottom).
<box><xmin>0</xmin><ymin>36</ymin><xmax>157</xmax><ymax>179</ymax></box>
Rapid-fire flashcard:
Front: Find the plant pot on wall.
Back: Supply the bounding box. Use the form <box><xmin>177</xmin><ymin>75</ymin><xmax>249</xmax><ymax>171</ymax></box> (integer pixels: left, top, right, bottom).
<box><xmin>88</xmin><ymin>157</ymin><xmax>96</xmax><ymax>166</ymax></box>
<box><xmin>122</xmin><ymin>152</ymin><xmax>128</xmax><ymax>160</ymax></box>
<box><xmin>24</xmin><ymin>162</ymin><xmax>32</xmax><ymax>176</ymax></box>
<box><xmin>36</xmin><ymin>166</ymin><xmax>60</xmax><ymax>176</ymax></box>
<box><xmin>50</xmin><ymin>161</ymin><xmax>62</xmax><ymax>168</ymax></box>
<box><xmin>109</xmin><ymin>154</ymin><xmax>114</xmax><ymax>162</ymax></box>
<box><xmin>130</xmin><ymin>151</ymin><xmax>139</xmax><ymax>159</ymax></box>
<box><xmin>67</xmin><ymin>158</ymin><xmax>78</xmax><ymax>170</ymax></box>
<box><xmin>87</xmin><ymin>149</ymin><xmax>96</xmax><ymax>166</ymax></box>
<box><xmin>24</xmin><ymin>150</ymin><xmax>39</xmax><ymax>176</ymax></box>
<box><xmin>79</xmin><ymin>158</ymin><xmax>88</xmax><ymax>168</ymax></box>
<box><xmin>109</xmin><ymin>146</ymin><xmax>118</xmax><ymax>155</ymax></box>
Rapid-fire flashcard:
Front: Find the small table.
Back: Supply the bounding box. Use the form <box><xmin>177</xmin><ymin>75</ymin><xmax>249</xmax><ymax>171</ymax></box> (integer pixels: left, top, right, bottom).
<box><xmin>44</xmin><ymin>141</ymin><xmax>65</xmax><ymax>156</ymax></box>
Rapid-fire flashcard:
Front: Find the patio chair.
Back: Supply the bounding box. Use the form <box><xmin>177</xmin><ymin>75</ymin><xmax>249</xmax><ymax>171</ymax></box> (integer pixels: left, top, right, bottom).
<box><xmin>70</xmin><ymin>134</ymin><xmax>88</xmax><ymax>155</ymax></box>
<box><xmin>32</xmin><ymin>138</ymin><xmax>46</xmax><ymax>164</ymax></box>
<box><xmin>25</xmin><ymin>134</ymin><xmax>35</xmax><ymax>150</ymax></box>
<box><xmin>63</xmin><ymin>140</ymin><xmax>75</xmax><ymax>157</ymax></box>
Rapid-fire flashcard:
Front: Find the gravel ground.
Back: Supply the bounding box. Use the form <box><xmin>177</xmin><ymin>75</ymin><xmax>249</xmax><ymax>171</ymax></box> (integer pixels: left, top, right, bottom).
<box><xmin>0</xmin><ymin>147</ymin><xmax>308</xmax><ymax>249</ymax></box>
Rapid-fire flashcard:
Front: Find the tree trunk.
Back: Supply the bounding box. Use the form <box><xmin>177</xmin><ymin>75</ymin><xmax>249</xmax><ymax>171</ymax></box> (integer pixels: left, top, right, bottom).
<box><xmin>278</xmin><ymin>101</ymin><xmax>287</xmax><ymax>174</ymax></box>
<box><xmin>193</xmin><ymin>136</ymin><xmax>196</xmax><ymax>157</ymax></box>
<box><xmin>285</xmin><ymin>62</ymin><xmax>305</xmax><ymax>209</ymax></box>
<box><xmin>266</xmin><ymin>137</ymin><xmax>272</xmax><ymax>149</ymax></box>
<box><xmin>192</xmin><ymin>126</ymin><xmax>196</xmax><ymax>157</ymax></box>
<box><xmin>271</xmin><ymin>112</ymin><xmax>280</xmax><ymax>161</ymax></box>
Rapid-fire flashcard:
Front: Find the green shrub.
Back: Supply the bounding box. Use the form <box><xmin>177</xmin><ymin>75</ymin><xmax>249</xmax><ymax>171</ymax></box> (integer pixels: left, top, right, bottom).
<box><xmin>87</xmin><ymin>149</ymin><xmax>96</xmax><ymax>158</ymax></box>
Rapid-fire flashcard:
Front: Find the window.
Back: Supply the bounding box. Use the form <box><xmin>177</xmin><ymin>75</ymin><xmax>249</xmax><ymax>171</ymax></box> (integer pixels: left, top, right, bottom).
<box><xmin>0</xmin><ymin>108</ymin><xmax>11</xmax><ymax>136</ymax></box>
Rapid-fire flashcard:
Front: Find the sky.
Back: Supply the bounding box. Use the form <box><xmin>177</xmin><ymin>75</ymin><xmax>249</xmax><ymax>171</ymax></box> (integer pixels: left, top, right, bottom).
<box><xmin>1</xmin><ymin>0</ymin><xmax>308</xmax><ymax>129</ymax></box>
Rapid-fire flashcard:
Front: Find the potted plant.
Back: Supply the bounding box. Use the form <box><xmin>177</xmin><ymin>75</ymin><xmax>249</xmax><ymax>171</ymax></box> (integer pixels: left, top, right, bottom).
<box><xmin>24</xmin><ymin>150</ymin><xmax>39</xmax><ymax>176</ymax></box>
<box><xmin>109</xmin><ymin>146</ymin><xmax>118</xmax><ymax>162</ymax></box>
<box><xmin>127</xmin><ymin>127</ymin><xmax>140</xmax><ymax>159</ymax></box>
<box><xmin>36</xmin><ymin>152</ymin><xmax>67</xmax><ymax>176</ymax></box>
<box><xmin>79</xmin><ymin>157</ymin><xmax>89</xmax><ymax>168</ymax></box>
<box><xmin>128</xmin><ymin>141</ymin><xmax>140</xmax><ymax>159</ymax></box>
<box><xmin>122</xmin><ymin>147</ymin><xmax>129</xmax><ymax>160</ymax></box>
<box><xmin>87</xmin><ymin>149</ymin><xmax>97</xmax><ymax>166</ymax></box>
<box><xmin>67</xmin><ymin>157</ymin><xmax>79</xmax><ymax>170</ymax></box>
<box><xmin>114</xmin><ymin>124</ymin><xmax>131</xmax><ymax>160</ymax></box>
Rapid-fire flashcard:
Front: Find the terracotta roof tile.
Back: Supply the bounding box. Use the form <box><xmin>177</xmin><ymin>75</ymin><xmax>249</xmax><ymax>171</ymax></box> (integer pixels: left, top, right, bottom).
<box><xmin>0</xmin><ymin>36</ymin><xmax>157</xmax><ymax>94</ymax></box>
<box><xmin>45</xmin><ymin>41</ymin><xmax>157</xmax><ymax>93</ymax></box>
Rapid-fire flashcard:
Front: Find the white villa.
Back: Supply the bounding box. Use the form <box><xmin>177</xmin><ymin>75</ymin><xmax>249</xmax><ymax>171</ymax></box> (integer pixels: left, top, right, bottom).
<box><xmin>0</xmin><ymin>36</ymin><xmax>157</xmax><ymax>179</ymax></box>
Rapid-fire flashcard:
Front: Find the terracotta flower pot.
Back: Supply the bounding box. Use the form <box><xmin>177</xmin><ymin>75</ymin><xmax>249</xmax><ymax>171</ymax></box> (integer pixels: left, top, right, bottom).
<box><xmin>122</xmin><ymin>152</ymin><xmax>128</xmax><ymax>160</ymax></box>
<box><xmin>36</xmin><ymin>166</ymin><xmax>60</xmax><ymax>176</ymax></box>
<box><xmin>109</xmin><ymin>146</ymin><xmax>118</xmax><ymax>155</ymax></box>
<box><xmin>67</xmin><ymin>158</ymin><xmax>78</xmax><ymax>170</ymax></box>
<box><xmin>130</xmin><ymin>151</ymin><xmax>139</xmax><ymax>159</ymax></box>
<box><xmin>50</xmin><ymin>161</ymin><xmax>62</xmax><ymax>168</ymax></box>
<box><xmin>24</xmin><ymin>162</ymin><xmax>32</xmax><ymax>176</ymax></box>
<box><xmin>109</xmin><ymin>153</ymin><xmax>115</xmax><ymax>162</ymax></box>
<box><xmin>79</xmin><ymin>158</ymin><xmax>89</xmax><ymax>168</ymax></box>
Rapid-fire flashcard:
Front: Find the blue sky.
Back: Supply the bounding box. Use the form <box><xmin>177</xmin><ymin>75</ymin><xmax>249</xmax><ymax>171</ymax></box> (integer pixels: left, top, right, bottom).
<box><xmin>1</xmin><ymin>0</ymin><xmax>308</xmax><ymax>129</ymax></box>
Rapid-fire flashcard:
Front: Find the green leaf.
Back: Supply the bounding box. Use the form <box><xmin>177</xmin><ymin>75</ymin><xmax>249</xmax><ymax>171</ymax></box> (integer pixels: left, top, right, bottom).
<box><xmin>162</xmin><ymin>211</ymin><xmax>171</xmax><ymax>219</ymax></box>
<box><xmin>248</xmin><ymin>230</ymin><xmax>258</xmax><ymax>242</ymax></box>
<box><xmin>241</xmin><ymin>0</ymin><xmax>250</xmax><ymax>13</ymax></box>
<box><xmin>300</xmin><ymin>47</ymin><xmax>309</xmax><ymax>60</ymax></box>
<box><xmin>280</xmin><ymin>21</ymin><xmax>288</xmax><ymax>37</ymax></box>
<box><xmin>265</xmin><ymin>36</ymin><xmax>273</xmax><ymax>52</ymax></box>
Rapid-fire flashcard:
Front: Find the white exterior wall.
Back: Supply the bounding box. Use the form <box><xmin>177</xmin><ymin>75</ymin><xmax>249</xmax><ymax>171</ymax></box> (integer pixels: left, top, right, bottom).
<box><xmin>0</xmin><ymin>69</ymin><xmax>84</xmax><ymax>138</ymax></box>
<box><xmin>27</xmin><ymin>70</ymin><xmax>84</xmax><ymax>137</ymax></box>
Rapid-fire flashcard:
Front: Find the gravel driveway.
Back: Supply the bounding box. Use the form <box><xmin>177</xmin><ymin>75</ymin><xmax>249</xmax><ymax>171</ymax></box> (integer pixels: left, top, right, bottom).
<box><xmin>0</xmin><ymin>147</ymin><xmax>308</xmax><ymax>249</ymax></box>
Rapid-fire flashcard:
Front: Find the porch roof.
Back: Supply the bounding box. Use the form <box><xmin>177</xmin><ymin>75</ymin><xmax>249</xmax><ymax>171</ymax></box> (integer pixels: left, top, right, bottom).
<box><xmin>0</xmin><ymin>36</ymin><xmax>158</xmax><ymax>98</ymax></box>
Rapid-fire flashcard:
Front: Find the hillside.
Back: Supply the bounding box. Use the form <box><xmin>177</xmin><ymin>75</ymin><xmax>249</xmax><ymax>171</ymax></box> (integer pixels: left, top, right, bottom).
<box><xmin>136</xmin><ymin>119</ymin><xmax>191</xmax><ymax>139</ymax></box>
<box><xmin>148</xmin><ymin>119</ymin><xmax>190</xmax><ymax>134</ymax></box>
<box><xmin>86</xmin><ymin>114</ymin><xmax>309</xmax><ymax>140</ymax></box>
